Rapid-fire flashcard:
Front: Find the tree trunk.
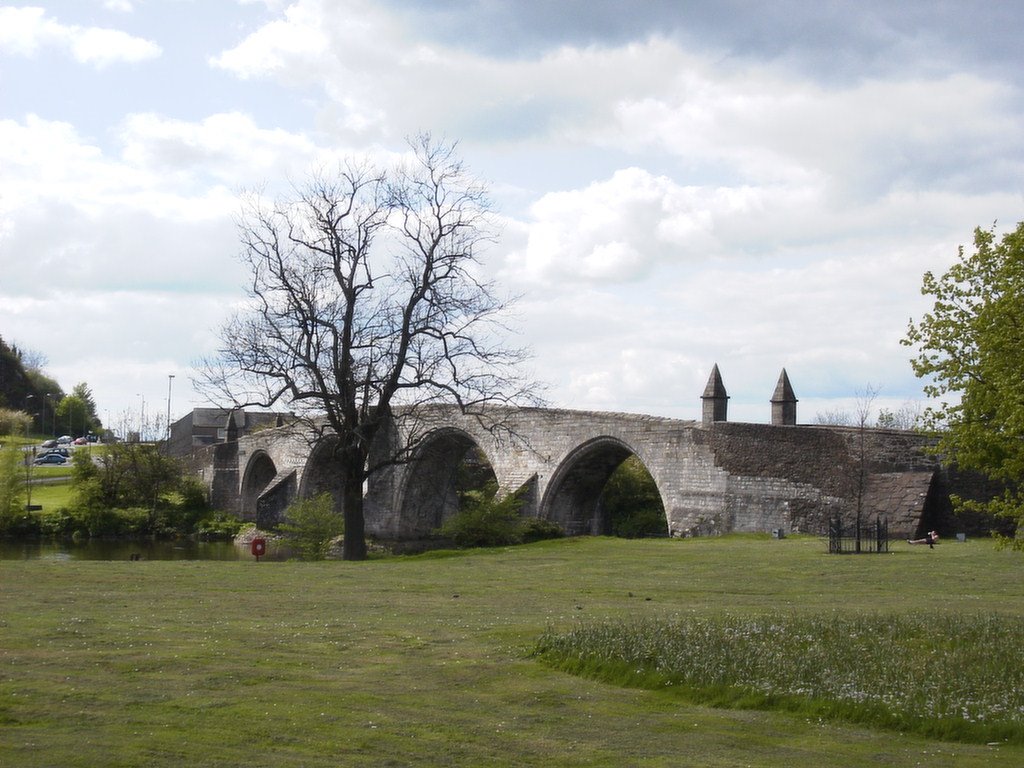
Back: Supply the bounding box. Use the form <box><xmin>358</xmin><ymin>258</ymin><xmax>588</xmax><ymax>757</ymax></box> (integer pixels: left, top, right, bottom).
<box><xmin>341</xmin><ymin>459</ymin><xmax>368</xmax><ymax>561</ymax></box>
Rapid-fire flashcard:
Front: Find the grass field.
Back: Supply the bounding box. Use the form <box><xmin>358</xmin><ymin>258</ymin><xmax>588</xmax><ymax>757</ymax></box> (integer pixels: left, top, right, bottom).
<box><xmin>24</xmin><ymin>478</ymin><xmax>74</xmax><ymax>510</ymax></box>
<box><xmin>2</xmin><ymin>535</ymin><xmax>1023</xmax><ymax>767</ymax></box>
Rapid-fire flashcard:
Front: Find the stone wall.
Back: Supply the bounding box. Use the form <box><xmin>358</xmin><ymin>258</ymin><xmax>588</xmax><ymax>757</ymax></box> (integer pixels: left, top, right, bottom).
<box><xmin>688</xmin><ymin>422</ymin><xmax>954</xmax><ymax>537</ymax></box>
<box><xmin>199</xmin><ymin>404</ymin><xmax>1004</xmax><ymax>541</ymax></box>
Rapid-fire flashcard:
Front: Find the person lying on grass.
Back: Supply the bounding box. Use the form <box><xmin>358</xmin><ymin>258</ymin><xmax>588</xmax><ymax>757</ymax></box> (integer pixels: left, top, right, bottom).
<box><xmin>907</xmin><ymin>530</ymin><xmax>939</xmax><ymax>548</ymax></box>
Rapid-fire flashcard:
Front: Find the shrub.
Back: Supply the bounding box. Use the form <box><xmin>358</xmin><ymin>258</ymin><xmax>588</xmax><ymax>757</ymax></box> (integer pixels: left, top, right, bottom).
<box><xmin>196</xmin><ymin>511</ymin><xmax>245</xmax><ymax>540</ymax></box>
<box><xmin>0</xmin><ymin>409</ymin><xmax>31</xmax><ymax>437</ymax></box>
<box><xmin>37</xmin><ymin>508</ymin><xmax>74</xmax><ymax>537</ymax></box>
<box><xmin>177</xmin><ymin>476</ymin><xmax>208</xmax><ymax>510</ymax></box>
<box><xmin>79</xmin><ymin>506</ymin><xmax>145</xmax><ymax>538</ymax></box>
<box><xmin>438</xmin><ymin>488</ymin><xmax>525</xmax><ymax>548</ymax></box>
<box><xmin>1</xmin><ymin>510</ymin><xmax>41</xmax><ymax>538</ymax></box>
<box><xmin>520</xmin><ymin>517</ymin><xmax>565</xmax><ymax>543</ymax></box>
<box><xmin>279</xmin><ymin>493</ymin><xmax>344</xmax><ymax>560</ymax></box>
<box><xmin>612</xmin><ymin>507</ymin><xmax>669</xmax><ymax>538</ymax></box>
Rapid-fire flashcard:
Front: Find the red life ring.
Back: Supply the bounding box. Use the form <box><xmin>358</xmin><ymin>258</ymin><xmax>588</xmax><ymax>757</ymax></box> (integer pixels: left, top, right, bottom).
<box><xmin>251</xmin><ymin>538</ymin><xmax>267</xmax><ymax>558</ymax></box>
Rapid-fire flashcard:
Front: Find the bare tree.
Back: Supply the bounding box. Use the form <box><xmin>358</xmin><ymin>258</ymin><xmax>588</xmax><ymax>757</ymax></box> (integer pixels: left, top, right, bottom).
<box><xmin>12</xmin><ymin>343</ymin><xmax>48</xmax><ymax>374</ymax></box>
<box><xmin>853</xmin><ymin>384</ymin><xmax>879</xmax><ymax>552</ymax></box>
<box><xmin>814</xmin><ymin>408</ymin><xmax>853</xmax><ymax>426</ymax></box>
<box><xmin>875</xmin><ymin>401</ymin><xmax>922</xmax><ymax>431</ymax></box>
<box><xmin>198</xmin><ymin>134</ymin><xmax>537</xmax><ymax>560</ymax></box>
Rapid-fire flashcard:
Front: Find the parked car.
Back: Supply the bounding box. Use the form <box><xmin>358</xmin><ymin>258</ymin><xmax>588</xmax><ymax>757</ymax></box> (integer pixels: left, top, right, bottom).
<box><xmin>38</xmin><ymin>448</ymin><xmax>70</xmax><ymax>458</ymax></box>
<box><xmin>56</xmin><ymin>435</ymin><xmax>73</xmax><ymax>445</ymax></box>
<box><xmin>40</xmin><ymin>439</ymin><xmax>57</xmax><ymax>448</ymax></box>
<box><xmin>34</xmin><ymin>453</ymin><xmax>68</xmax><ymax>465</ymax></box>
<box><xmin>73</xmin><ymin>437</ymin><xmax>88</xmax><ymax>446</ymax></box>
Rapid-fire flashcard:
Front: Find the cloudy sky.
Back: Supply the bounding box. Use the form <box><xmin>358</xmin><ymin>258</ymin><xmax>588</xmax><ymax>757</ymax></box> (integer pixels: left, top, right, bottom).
<box><xmin>2</xmin><ymin>1</ymin><xmax>1022</xmax><ymax>433</ymax></box>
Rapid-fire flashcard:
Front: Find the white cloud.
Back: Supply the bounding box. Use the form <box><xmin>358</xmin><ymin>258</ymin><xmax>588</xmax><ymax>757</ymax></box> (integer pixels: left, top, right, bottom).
<box><xmin>0</xmin><ymin>7</ymin><xmax>57</xmax><ymax>55</ymax></box>
<box><xmin>609</xmin><ymin>70</ymin><xmax>1023</xmax><ymax>198</ymax></box>
<box><xmin>210</xmin><ymin>0</ymin><xmax>331</xmax><ymax>80</ymax></box>
<box><xmin>119</xmin><ymin>112</ymin><xmax>320</xmax><ymax>185</ymax></box>
<box><xmin>0</xmin><ymin>6</ymin><xmax>160</xmax><ymax>67</ymax></box>
<box><xmin>495</xmin><ymin>161</ymin><xmax>1021</xmax><ymax>420</ymax></box>
<box><xmin>4</xmin><ymin>1</ymin><xmax>1023</xmax><ymax>426</ymax></box>
<box><xmin>0</xmin><ymin>114</ymin><xmax>234</xmax><ymax>221</ymax></box>
<box><xmin>504</xmin><ymin>168</ymin><xmax>708</xmax><ymax>284</ymax></box>
<box><xmin>70</xmin><ymin>25</ymin><xmax>160</xmax><ymax>68</ymax></box>
<box><xmin>209</xmin><ymin>3</ymin><xmax>1024</xmax><ymax>220</ymax></box>
<box><xmin>211</xmin><ymin>5</ymin><xmax>694</xmax><ymax>141</ymax></box>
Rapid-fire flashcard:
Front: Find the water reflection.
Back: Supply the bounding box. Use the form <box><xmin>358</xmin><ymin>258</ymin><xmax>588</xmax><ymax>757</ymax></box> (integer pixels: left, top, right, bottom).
<box><xmin>0</xmin><ymin>540</ymin><xmax>288</xmax><ymax>561</ymax></box>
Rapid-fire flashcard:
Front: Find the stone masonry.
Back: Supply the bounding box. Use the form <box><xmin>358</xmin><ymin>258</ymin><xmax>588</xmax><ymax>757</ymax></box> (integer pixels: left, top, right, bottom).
<box><xmin>200</xmin><ymin>368</ymin><xmax>986</xmax><ymax>541</ymax></box>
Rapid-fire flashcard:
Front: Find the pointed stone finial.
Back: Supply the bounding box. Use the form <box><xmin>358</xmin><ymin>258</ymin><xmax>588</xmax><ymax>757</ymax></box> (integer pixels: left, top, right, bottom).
<box><xmin>771</xmin><ymin>369</ymin><xmax>798</xmax><ymax>426</ymax></box>
<box><xmin>225</xmin><ymin>409</ymin><xmax>240</xmax><ymax>442</ymax></box>
<box><xmin>701</xmin><ymin>364</ymin><xmax>729</xmax><ymax>424</ymax></box>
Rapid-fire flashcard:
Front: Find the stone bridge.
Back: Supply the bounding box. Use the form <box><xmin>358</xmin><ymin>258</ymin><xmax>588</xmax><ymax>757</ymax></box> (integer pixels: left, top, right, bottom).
<box><xmin>204</xmin><ymin>392</ymin><xmax>958</xmax><ymax>542</ymax></box>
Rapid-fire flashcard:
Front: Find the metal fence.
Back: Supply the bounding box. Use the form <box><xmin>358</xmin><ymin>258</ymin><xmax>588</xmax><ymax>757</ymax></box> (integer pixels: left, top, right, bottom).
<box><xmin>828</xmin><ymin>516</ymin><xmax>889</xmax><ymax>554</ymax></box>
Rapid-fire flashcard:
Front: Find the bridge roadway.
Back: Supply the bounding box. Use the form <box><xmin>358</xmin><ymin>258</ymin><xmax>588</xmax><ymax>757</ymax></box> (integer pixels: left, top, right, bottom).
<box><xmin>208</xmin><ymin>405</ymin><xmax>940</xmax><ymax>540</ymax></box>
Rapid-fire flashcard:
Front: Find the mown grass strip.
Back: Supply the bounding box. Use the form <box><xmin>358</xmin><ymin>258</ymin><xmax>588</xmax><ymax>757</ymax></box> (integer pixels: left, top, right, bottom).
<box><xmin>534</xmin><ymin>612</ymin><xmax>1024</xmax><ymax>744</ymax></box>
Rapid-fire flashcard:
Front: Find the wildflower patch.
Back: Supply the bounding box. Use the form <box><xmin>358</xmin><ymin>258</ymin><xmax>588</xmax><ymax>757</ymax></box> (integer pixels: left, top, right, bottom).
<box><xmin>534</xmin><ymin>612</ymin><xmax>1024</xmax><ymax>744</ymax></box>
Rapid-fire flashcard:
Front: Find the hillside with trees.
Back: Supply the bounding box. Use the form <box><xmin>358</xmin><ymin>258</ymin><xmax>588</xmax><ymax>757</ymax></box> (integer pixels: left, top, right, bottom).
<box><xmin>0</xmin><ymin>336</ymin><xmax>101</xmax><ymax>438</ymax></box>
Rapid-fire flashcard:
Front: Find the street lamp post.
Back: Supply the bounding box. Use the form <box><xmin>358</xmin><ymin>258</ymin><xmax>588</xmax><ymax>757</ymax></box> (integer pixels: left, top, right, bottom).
<box><xmin>166</xmin><ymin>374</ymin><xmax>175</xmax><ymax>445</ymax></box>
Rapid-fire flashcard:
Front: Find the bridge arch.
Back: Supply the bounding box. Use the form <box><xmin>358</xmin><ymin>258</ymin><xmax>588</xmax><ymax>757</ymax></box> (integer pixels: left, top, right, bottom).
<box><xmin>240</xmin><ymin>448</ymin><xmax>296</xmax><ymax>528</ymax></box>
<box><xmin>396</xmin><ymin>427</ymin><xmax>497</xmax><ymax>538</ymax></box>
<box><xmin>541</xmin><ymin>436</ymin><xmax>668</xmax><ymax>536</ymax></box>
<box><xmin>241</xmin><ymin>450</ymin><xmax>277</xmax><ymax>522</ymax></box>
<box><xmin>298</xmin><ymin>435</ymin><xmax>344</xmax><ymax>505</ymax></box>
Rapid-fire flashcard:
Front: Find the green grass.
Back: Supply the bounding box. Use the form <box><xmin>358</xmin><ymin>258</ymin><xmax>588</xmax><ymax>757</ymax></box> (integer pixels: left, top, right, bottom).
<box><xmin>23</xmin><ymin>443</ymin><xmax>102</xmax><ymax>511</ymax></box>
<box><xmin>535</xmin><ymin>613</ymin><xmax>1024</xmax><ymax>743</ymax></box>
<box><xmin>2</xmin><ymin>535</ymin><xmax>1023</xmax><ymax>767</ymax></box>
<box><xmin>24</xmin><ymin>479</ymin><xmax>74</xmax><ymax>510</ymax></box>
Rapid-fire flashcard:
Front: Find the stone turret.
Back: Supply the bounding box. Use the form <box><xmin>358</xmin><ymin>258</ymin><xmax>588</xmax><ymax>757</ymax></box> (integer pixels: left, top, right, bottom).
<box><xmin>771</xmin><ymin>368</ymin><xmax>798</xmax><ymax>426</ymax></box>
<box><xmin>701</xmin><ymin>364</ymin><xmax>729</xmax><ymax>424</ymax></box>
<box><xmin>225</xmin><ymin>409</ymin><xmax>240</xmax><ymax>442</ymax></box>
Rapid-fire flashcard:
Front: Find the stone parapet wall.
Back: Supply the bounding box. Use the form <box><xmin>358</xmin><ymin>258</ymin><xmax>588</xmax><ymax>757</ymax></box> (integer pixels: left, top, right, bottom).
<box><xmin>196</xmin><ymin>404</ymin><xmax>1002</xmax><ymax>541</ymax></box>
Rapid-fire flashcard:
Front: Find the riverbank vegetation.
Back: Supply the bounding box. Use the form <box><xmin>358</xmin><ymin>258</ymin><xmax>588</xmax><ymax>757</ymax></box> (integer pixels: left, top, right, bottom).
<box><xmin>0</xmin><ymin>439</ymin><xmax>241</xmax><ymax>541</ymax></box>
<box><xmin>2</xmin><ymin>535</ymin><xmax>1022</xmax><ymax>767</ymax></box>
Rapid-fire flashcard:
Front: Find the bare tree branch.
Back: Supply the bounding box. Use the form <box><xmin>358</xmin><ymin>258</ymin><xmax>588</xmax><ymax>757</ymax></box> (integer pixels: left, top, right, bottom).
<box><xmin>195</xmin><ymin>135</ymin><xmax>543</xmax><ymax>559</ymax></box>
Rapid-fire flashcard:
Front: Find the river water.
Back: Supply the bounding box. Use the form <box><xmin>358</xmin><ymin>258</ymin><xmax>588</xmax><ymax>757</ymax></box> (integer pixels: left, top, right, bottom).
<box><xmin>0</xmin><ymin>540</ymin><xmax>283</xmax><ymax>561</ymax></box>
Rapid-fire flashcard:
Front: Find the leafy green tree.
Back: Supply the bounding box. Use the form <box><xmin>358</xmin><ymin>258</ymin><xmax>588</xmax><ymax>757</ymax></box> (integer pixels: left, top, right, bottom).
<box><xmin>66</xmin><ymin>444</ymin><xmax>212</xmax><ymax>539</ymax></box>
<box><xmin>70</xmin><ymin>448</ymin><xmax>104</xmax><ymax>511</ymax></box>
<box><xmin>0</xmin><ymin>442</ymin><xmax>26</xmax><ymax>530</ymax></box>
<box><xmin>904</xmin><ymin>222</ymin><xmax>1024</xmax><ymax>544</ymax></box>
<box><xmin>56</xmin><ymin>395</ymin><xmax>89</xmax><ymax>437</ymax></box>
<box><xmin>29</xmin><ymin>375</ymin><xmax>65</xmax><ymax>435</ymax></box>
<box><xmin>72</xmin><ymin>443</ymin><xmax>183</xmax><ymax>530</ymax></box>
<box><xmin>280</xmin><ymin>493</ymin><xmax>344</xmax><ymax>560</ymax></box>
<box><xmin>70</xmin><ymin>383</ymin><xmax>100</xmax><ymax>432</ymax></box>
<box><xmin>600</xmin><ymin>455</ymin><xmax>667</xmax><ymax>538</ymax></box>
